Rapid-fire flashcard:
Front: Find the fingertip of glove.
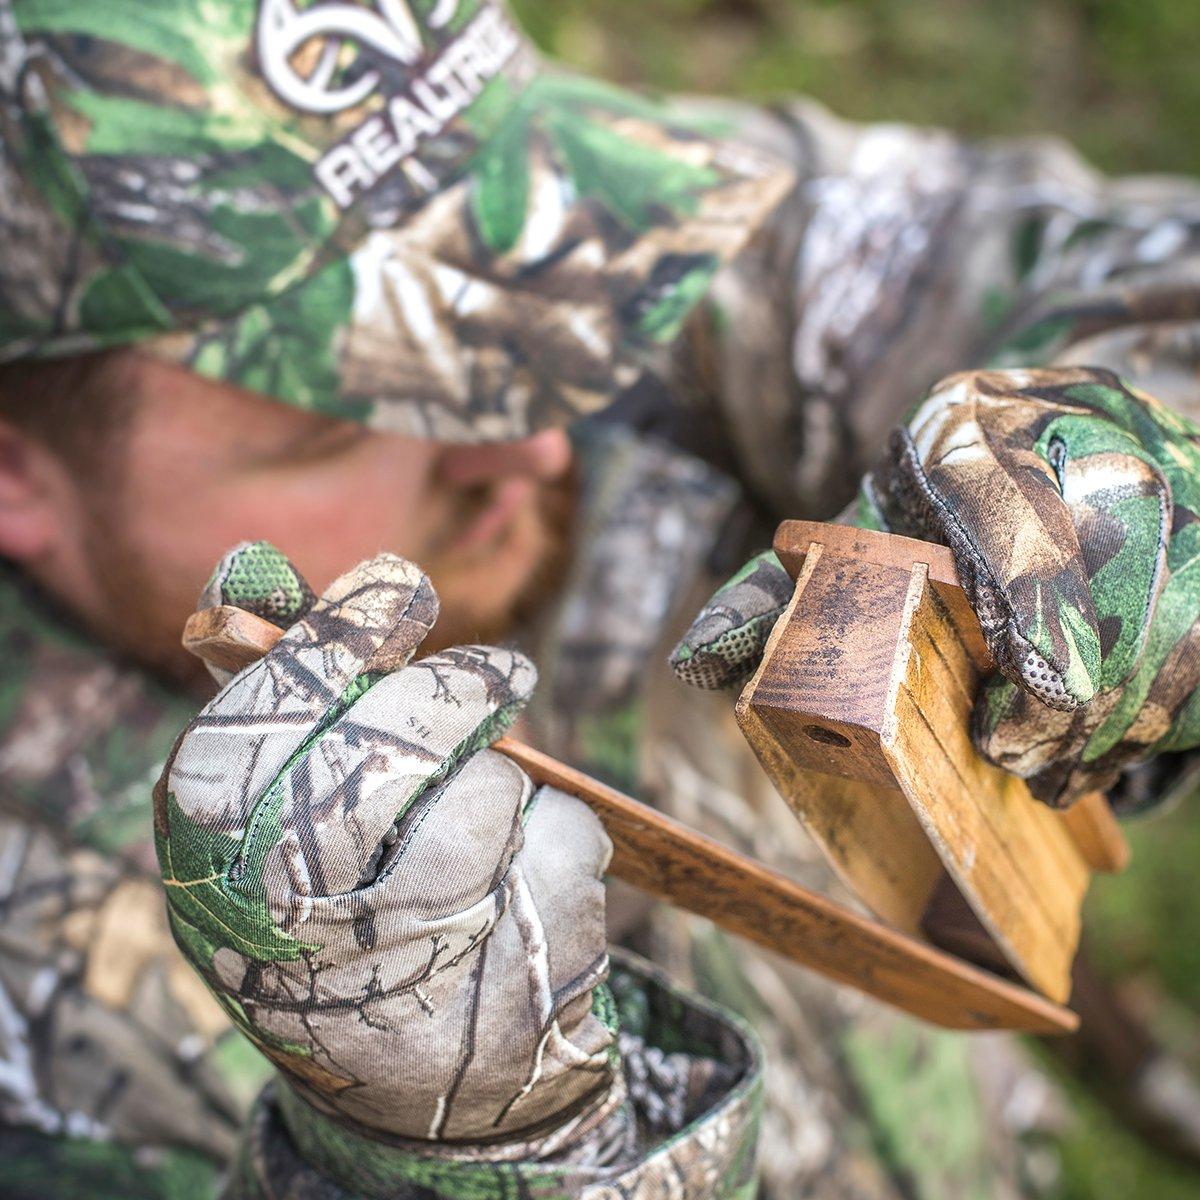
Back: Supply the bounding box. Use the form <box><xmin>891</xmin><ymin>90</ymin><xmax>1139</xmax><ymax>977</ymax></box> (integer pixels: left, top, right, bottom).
<box><xmin>261</xmin><ymin>554</ymin><xmax>442</xmax><ymax>683</ymax></box>
<box><xmin>670</xmin><ymin>551</ymin><xmax>793</xmax><ymax>692</ymax></box>
<box><xmin>1006</xmin><ymin>605</ymin><xmax>1098</xmax><ymax>712</ymax></box>
<box><xmin>321</xmin><ymin>553</ymin><xmax>440</xmax><ymax>630</ymax></box>
<box><xmin>201</xmin><ymin>540</ymin><xmax>317</xmax><ymax>627</ymax></box>
<box><xmin>669</xmin><ymin>640</ymin><xmax>748</xmax><ymax>691</ymax></box>
<box><xmin>506</xmin><ymin>645</ymin><xmax>539</xmax><ymax>700</ymax></box>
<box><xmin>344</xmin><ymin>553</ymin><xmax>439</xmax><ymax>609</ymax></box>
<box><xmin>1013</xmin><ymin>644</ymin><xmax>1085</xmax><ymax>712</ymax></box>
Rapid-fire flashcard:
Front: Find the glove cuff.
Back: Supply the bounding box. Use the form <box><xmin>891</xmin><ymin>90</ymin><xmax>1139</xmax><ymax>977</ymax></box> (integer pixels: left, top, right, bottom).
<box><xmin>227</xmin><ymin>953</ymin><xmax>763</xmax><ymax>1200</ymax></box>
<box><xmin>271</xmin><ymin>1066</ymin><xmax>634</xmax><ymax>1197</ymax></box>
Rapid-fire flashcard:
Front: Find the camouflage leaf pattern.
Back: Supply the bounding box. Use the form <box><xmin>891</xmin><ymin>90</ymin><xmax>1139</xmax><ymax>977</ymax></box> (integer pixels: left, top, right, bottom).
<box><xmin>1</xmin><ymin>0</ymin><xmax>794</xmax><ymax>441</ymax></box>
<box><xmin>12</xmin><ymin>55</ymin><xmax>1200</xmax><ymax>1200</ymax></box>
<box><xmin>670</xmin><ymin>94</ymin><xmax>1200</xmax><ymax>819</ymax></box>
<box><xmin>673</xmin><ymin>366</ymin><xmax>1200</xmax><ymax>808</ymax></box>
<box><xmin>156</xmin><ymin>551</ymin><xmax>630</xmax><ymax>1161</ymax></box>
<box><xmin>677</xmin><ymin>95</ymin><xmax>1200</xmax><ymax>529</ymax></box>
<box><xmin>864</xmin><ymin>367</ymin><xmax>1200</xmax><ymax>807</ymax></box>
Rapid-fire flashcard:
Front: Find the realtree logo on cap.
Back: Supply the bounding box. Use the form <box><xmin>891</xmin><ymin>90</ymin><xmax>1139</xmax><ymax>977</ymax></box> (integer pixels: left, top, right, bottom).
<box><xmin>256</xmin><ymin>0</ymin><xmax>528</xmax><ymax>209</ymax></box>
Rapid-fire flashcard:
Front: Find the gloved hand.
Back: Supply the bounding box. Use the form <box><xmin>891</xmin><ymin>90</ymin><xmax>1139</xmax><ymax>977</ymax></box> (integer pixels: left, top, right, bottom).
<box><xmin>671</xmin><ymin>367</ymin><xmax>1200</xmax><ymax>809</ymax></box>
<box><xmin>155</xmin><ymin>544</ymin><xmax>622</xmax><ymax>1155</ymax></box>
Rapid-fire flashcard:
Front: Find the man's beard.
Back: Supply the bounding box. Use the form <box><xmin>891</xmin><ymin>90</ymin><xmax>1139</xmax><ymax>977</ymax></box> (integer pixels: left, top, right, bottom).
<box><xmin>82</xmin><ymin>515</ymin><xmax>215</xmax><ymax>692</ymax></box>
<box><xmin>418</xmin><ymin>466</ymin><xmax>580</xmax><ymax>654</ymax></box>
<box><xmin>81</xmin><ymin>468</ymin><xmax>582</xmax><ymax>692</ymax></box>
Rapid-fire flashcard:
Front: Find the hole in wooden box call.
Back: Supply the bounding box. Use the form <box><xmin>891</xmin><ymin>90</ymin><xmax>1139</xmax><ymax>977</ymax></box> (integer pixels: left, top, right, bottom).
<box><xmin>802</xmin><ymin>724</ymin><xmax>852</xmax><ymax>748</ymax></box>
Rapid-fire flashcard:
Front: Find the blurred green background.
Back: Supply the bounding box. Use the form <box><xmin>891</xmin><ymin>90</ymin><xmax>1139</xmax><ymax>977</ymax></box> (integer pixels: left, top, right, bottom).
<box><xmin>511</xmin><ymin>2</ymin><xmax>1200</xmax><ymax>1197</ymax></box>
<box><xmin>511</xmin><ymin>0</ymin><xmax>1200</xmax><ymax>175</ymax></box>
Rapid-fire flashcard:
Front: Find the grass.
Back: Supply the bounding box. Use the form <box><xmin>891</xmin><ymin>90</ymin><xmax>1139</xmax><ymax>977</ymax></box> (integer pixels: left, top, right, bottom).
<box><xmin>510</xmin><ymin>2</ymin><xmax>1200</xmax><ymax>1195</ymax></box>
<box><xmin>1056</xmin><ymin>785</ymin><xmax>1200</xmax><ymax>1198</ymax></box>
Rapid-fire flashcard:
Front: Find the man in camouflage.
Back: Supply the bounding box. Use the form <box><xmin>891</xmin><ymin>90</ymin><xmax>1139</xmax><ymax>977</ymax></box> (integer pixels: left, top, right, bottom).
<box><xmin>3</xmin><ymin>1</ymin><xmax>1200</xmax><ymax>1196</ymax></box>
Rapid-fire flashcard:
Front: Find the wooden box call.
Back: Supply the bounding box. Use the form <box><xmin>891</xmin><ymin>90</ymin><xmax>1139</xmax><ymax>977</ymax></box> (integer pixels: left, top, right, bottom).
<box><xmin>738</xmin><ymin>521</ymin><xmax>1128</xmax><ymax>1005</ymax></box>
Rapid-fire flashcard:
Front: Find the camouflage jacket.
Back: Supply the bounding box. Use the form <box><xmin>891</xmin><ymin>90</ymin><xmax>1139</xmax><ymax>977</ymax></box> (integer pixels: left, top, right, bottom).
<box><xmin>0</xmin><ymin>437</ymin><xmax>767</xmax><ymax>1200</ymax></box>
<box><xmin>6</xmin><ymin>97</ymin><xmax>1200</xmax><ymax>1199</ymax></box>
<box><xmin>671</xmin><ymin>96</ymin><xmax>1200</xmax><ymax>520</ymax></box>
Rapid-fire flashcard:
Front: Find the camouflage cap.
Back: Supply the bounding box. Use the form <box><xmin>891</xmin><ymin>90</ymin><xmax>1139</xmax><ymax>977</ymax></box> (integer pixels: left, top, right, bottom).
<box><xmin>0</xmin><ymin>0</ymin><xmax>794</xmax><ymax>440</ymax></box>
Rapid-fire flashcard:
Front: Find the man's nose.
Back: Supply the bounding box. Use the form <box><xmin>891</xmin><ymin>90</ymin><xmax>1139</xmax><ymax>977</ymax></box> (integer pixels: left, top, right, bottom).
<box><xmin>437</xmin><ymin>429</ymin><xmax>572</xmax><ymax>486</ymax></box>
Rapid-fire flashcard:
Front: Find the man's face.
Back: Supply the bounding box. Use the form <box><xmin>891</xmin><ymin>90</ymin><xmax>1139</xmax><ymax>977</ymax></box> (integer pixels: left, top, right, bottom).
<box><xmin>59</xmin><ymin>356</ymin><xmax>576</xmax><ymax>684</ymax></box>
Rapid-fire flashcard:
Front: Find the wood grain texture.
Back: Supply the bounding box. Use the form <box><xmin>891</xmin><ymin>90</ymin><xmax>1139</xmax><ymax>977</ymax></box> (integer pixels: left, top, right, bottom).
<box><xmin>775</xmin><ymin>520</ymin><xmax>991</xmax><ymax>665</ymax></box>
<box><xmin>742</xmin><ymin>522</ymin><xmax>1129</xmax><ymax>1004</ymax></box>
<box><xmin>499</xmin><ymin>738</ymin><xmax>1076</xmax><ymax>1035</ymax></box>
<box><xmin>736</xmin><ymin>547</ymin><xmax>945</xmax><ymax>935</ymax></box>
<box><xmin>772</xmin><ymin>521</ymin><xmax>1127</xmax><ymax>877</ymax></box>
<box><xmin>884</xmin><ymin>567</ymin><xmax>1086</xmax><ymax>1002</ymax></box>
<box><xmin>747</xmin><ymin>544</ymin><xmax>914</xmax><ymax>787</ymax></box>
<box><xmin>182</xmin><ymin>606</ymin><xmax>284</xmax><ymax>673</ymax></box>
<box><xmin>182</xmin><ymin>603</ymin><xmax>1076</xmax><ymax>1034</ymax></box>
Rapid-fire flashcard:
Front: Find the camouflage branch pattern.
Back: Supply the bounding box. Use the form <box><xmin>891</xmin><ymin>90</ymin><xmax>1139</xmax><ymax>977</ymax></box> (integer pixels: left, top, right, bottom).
<box><xmin>667</xmin><ymin>94</ymin><xmax>1200</xmax><ymax>821</ymax></box>
<box><xmin>228</xmin><ymin>953</ymin><xmax>762</xmax><ymax>1200</ymax></box>
<box><xmin>158</xmin><ymin>543</ymin><xmax>763</xmax><ymax>1196</ymax></box>
<box><xmin>9</xmin><ymin>15</ymin><xmax>1200</xmax><ymax>1196</ymax></box>
<box><xmin>675</xmin><ymin>96</ymin><xmax>1200</xmax><ymax>524</ymax></box>
<box><xmin>0</xmin><ymin>0</ymin><xmax>793</xmax><ymax>441</ymax></box>
<box><xmin>158</xmin><ymin>550</ymin><xmax>619</xmax><ymax>1141</ymax></box>
<box><xmin>672</xmin><ymin>366</ymin><xmax>1200</xmax><ymax>809</ymax></box>
<box><xmin>0</xmin><ymin>430</ymin><xmax>1046</xmax><ymax>1200</ymax></box>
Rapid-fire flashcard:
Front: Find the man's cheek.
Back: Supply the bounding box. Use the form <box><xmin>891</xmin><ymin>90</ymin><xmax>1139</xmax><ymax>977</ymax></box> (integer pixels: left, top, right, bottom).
<box><xmin>139</xmin><ymin>452</ymin><xmax>434</xmax><ymax>603</ymax></box>
<box><xmin>251</xmin><ymin>484</ymin><xmax>436</xmax><ymax>583</ymax></box>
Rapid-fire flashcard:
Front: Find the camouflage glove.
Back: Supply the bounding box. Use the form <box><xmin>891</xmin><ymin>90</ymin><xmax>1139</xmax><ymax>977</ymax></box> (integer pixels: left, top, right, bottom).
<box><xmin>668</xmin><ymin>550</ymin><xmax>797</xmax><ymax>693</ymax></box>
<box><xmin>155</xmin><ymin>545</ymin><xmax>624</xmax><ymax>1171</ymax></box>
<box><xmin>672</xmin><ymin>367</ymin><xmax>1200</xmax><ymax>809</ymax></box>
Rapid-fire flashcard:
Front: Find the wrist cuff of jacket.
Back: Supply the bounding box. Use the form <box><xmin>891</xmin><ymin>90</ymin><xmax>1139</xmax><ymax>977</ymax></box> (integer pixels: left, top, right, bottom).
<box><xmin>1109</xmin><ymin>750</ymin><xmax>1200</xmax><ymax>818</ymax></box>
<box><xmin>232</xmin><ymin>952</ymin><xmax>764</xmax><ymax>1199</ymax></box>
<box><xmin>271</xmin><ymin>1064</ymin><xmax>632</xmax><ymax>1192</ymax></box>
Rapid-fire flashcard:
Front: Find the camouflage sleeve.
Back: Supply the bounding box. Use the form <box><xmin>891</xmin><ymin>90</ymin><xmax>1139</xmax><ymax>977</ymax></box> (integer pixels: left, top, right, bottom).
<box><xmin>0</xmin><ymin>566</ymin><xmax>276</xmax><ymax>1198</ymax></box>
<box><xmin>674</xmin><ymin>96</ymin><xmax>1200</xmax><ymax>520</ymax></box>
<box><xmin>665</xmin><ymin>100</ymin><xmax>1200</xmax><ymax>810</ymax></box>
<box><xmin>224</xmin><ymin>949</ymin><xmax>763</xmax><ymax>1200</ymax></box>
